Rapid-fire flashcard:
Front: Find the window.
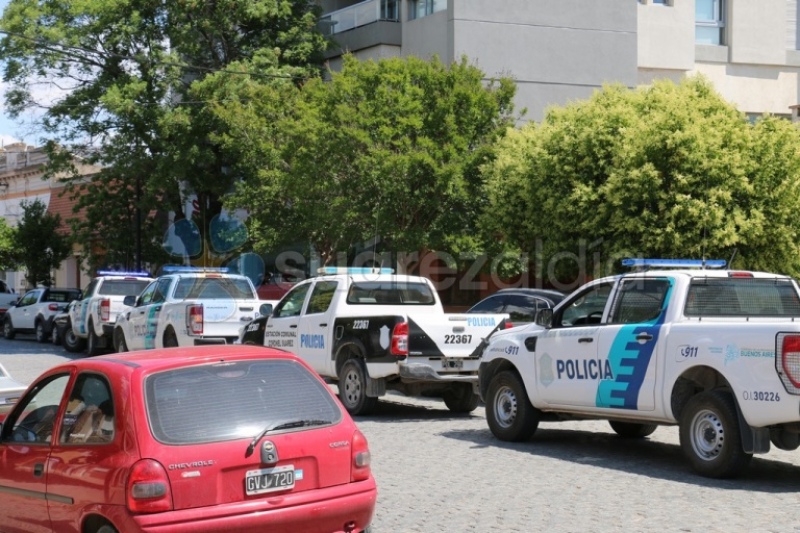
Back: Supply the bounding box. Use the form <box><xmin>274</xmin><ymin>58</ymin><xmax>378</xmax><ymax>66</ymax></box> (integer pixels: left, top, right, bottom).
<box><xmin>60</xmin><ymin>373</ymin><xmax>115</xmax><ymax>445</ymax></box>
<box><xmin>99</xmin><ymin>279</ymin><xmax>151</xmax><ymax>297</ymax></box>
<box><xmin>558</xmin><ymin>282</ymin><xmax>614</xmax><ymax>327</ymax></box>
<box><xmin>409</xmin><ymin>0</ymin><xmax>446</xmax><ymax>20</ymax></box>
<box><xmin>2</xmin><ymin>374</ymin><xmax>70</xmax><ymax>444</ymax></box>
<box><xmin>274</xmin><ymin>283</ymin><xmax>310</xmax><ymax>317</ymax></box>
<box><xmin>346</xmin><ymin>281</ymin><xmax>436</xmax><ymax>305</ymax></box>
<box><xmin>696</xmin><ymin>0</ymin><xmax>725</xmax><ymax>45</ymax></box>
<box><xmin>174</xmin><ymin>277</ymin><xmax>255</xmax><ymax>300</ymax></box>
<box><xmin>610</xmin><ymin>279</ymin><xmax>671</xmax><ymax>324</ymax></box>
<box><xmin>685</xmin><ymin>278</ymin><xmax>800</xmax><ymax>317</ymax></box>
<box><xmin>306</xmin><ymin>281</ymin><xmax>338</xmax><ymax>315</ymax></box>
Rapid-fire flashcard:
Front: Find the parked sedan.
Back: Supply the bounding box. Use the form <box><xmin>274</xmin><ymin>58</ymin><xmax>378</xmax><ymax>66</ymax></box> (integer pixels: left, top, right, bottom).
<box><xmin>468</xmin><ymin>288</ymin><xmax>565</xmax><ymax>325</ymax></box>
<box><xmin>0</xmin><ymin>345</ymin><xmax>377</xmax><ymax>533</ymax></box>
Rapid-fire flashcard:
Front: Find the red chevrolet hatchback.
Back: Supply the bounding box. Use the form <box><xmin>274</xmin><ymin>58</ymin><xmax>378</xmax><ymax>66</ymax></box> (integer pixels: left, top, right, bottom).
<box><xmin>0</xmin><ymin>345</ymin><xmax>376</xmax><ymax>533</ymax></box>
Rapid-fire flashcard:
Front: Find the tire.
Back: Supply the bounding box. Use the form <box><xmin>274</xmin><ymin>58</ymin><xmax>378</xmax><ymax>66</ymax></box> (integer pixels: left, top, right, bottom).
<box><xmin>86</xmin><ymin>320</ymin><xmax>104</xmax><ymax>356</ymax></box>
<box><xmin>442</xmin><ymin>383</ymin><xmax>480</xmax><ymax>413</ymax></box>
<box><xmin>485</xmin><ymin>370</ymin><xmax>539</xmax><ymax>442</ymax></box>
<box><xmin>35</xmin><ymin>320</ymin><xmax>47</xmax><ymax>343</ymax></box>
<box><xmin>679</xmin><ymin>390</ymin><xmax>752</xmax><ymax>478</ymax></box>
<box><xmin>96</xmin><ymin>524</ymin><xmax>118</xmax><ymax>533</ymax></box>
<box><xmin>3</xmin><ymin>317</ymin><xmax>15</xmax><ymax>340</ymax></box>
<box><xmin>609</xmin><ymin>420</ymin><xmax>658</xmax><ymax>439</ymax></box>
<box><xmin>114</xmin><ymin>329</ymin><xmax>128</xmax><ymax>353</ymax></box>
<box><xmin>63</xmin><ymin>321</ymin><xmax>87</xmax><ymax>353</ymax></box>
<box><xmin>51</xmin><ymin>325</ymin><xmax>62</xmax><ymax>345</ymax></box>
<box><xmin>163</xmin><ymin>327</ymin><xmax>179</xmax><ymax>348</ymax></box>
<box><xmin>338</xmin><ymin>357</ymin><xmax>378</xmax><ymax>416</ymax></box>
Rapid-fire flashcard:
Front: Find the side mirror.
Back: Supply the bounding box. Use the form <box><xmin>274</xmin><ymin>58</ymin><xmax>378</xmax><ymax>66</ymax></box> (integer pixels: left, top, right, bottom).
<box><xmin>535</xmin><ymin>308</ymin><xmax>553</xmax><ymax>328</ymax></box>
<box><xmin>259</xmin><ymin>303</ymin><xmax>274</xmax><ymax>317</ymax></box>
<box><xmin>123</xmin><ymin>295</ymin><xmax>137</xmax><ymax>307</ymax></box>
<box><xmin>9</xmin><ymin>299</ymin><xmax>18</xmax><ymax>307</ymax></box>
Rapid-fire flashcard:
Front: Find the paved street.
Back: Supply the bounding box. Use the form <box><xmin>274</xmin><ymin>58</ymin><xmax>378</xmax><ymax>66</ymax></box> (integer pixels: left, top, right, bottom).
<box><xmin>2</xmin><ymin>338</ymin><xmax>800</xmax><ymax>532</ymax></box>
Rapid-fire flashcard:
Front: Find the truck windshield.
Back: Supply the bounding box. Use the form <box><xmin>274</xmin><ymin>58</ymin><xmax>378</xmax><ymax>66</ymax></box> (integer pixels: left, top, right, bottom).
<box><xmin>347</xmin><ymin>281</ymin><xmax>435</xmax><ymax>305</ymax></box>
<box><xmin>173</xmin><ymin>277</ymin><xmax>256</xmax><ymax>300</ymax></box>
<box><xmin>685</xmin><ymin>278</ymin><xmax>800</xmax><ymax>317</ymax></box>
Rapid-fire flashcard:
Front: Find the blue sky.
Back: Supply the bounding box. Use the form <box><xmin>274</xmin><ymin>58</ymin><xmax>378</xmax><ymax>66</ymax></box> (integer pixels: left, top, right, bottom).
<box><xmin>0</xmin><ymin>0</ymin><xmax>38</xmax><ymax>146</ymax></box>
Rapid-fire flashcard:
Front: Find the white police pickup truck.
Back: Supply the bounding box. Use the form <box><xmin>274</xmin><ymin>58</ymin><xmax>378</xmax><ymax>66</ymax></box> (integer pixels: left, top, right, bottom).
<box><xmin>243</xmin><ymin>268</ymin><xmax>509</xmax><ymax>416</ymax></box>
<box><xmin>478</xmin><ymin>259</ymin><xmax>800</xmax><ymax>478</ymax></box>
<box><xmin>113</xmin><ymin>267</ymin><xmax>264</xmax><ymax>351</ymax></box>
<box><xmin>67</xmin><ymin>271</ymin><xmax>154</xmax><ymax>355</ymax></box>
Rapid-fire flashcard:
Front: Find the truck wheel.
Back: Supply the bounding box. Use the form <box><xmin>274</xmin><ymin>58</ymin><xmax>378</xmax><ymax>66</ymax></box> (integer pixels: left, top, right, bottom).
<box><xmin>3</xmin><ymin>317</ymin><xmax>15</xmax><ymax>340</ymax></box>
<box><xmin>87</xmin><ymin>320</ymin><xmax>103</xmax><ymax>356</ymax></box>
<box><xmin>35</xmin><ymin>320</ymin><xmax>47</xmax><ymax>343</ymax></box>
<box><xmin>51</xmin><ymin>325</ymin><xmax>62</xmax><ymax>345</ymax></box>
<box><xmin>609</xmin><ymin>421</ymin><xmax>658</xmax><ymax>439</ymax></box>
<box><xmin>442</xmin><ymin>383</ymin><xmax>480</xmax><ymax>413</ymax></box>
<box><xmin>163</xmin><ymin>327</ymin><xmax>179</xmax><ymax>348</ymax></box>
<box><xmin>338</xmin><ymin>358</ymin><xmax>378</xmax><ymax>416</ymax></box>
<box><xmin>63</xmin><ymin>321</ymin><xmax>87</xmax><ymax>353</ymax></box>
<box><xmin>679</xmin><ymin>390</ymin><xmax>752</xmax><ymax>478</ymax></box>
<box><xmin>486</xmin><ymin>370</ymin><xmax>539</xmax><ymax>442</ymax></box>
<box><xmin>114</xmin><ymin>329</ymin><xmax>128</xmax><ymax>353</ymax></box>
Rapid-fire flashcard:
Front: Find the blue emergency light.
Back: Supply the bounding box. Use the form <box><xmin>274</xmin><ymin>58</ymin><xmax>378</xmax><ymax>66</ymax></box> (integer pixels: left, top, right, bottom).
<box><xmin>96</xmin><ymin>270</ymin><xmax>152</xmax><ymax>277</ymax></box>
<box><xmin>317</xmin><ymin>267</ymin><xmax>395</xmax><ymax>275</ymax></box>
<box><xmin>621</xmin><ymin>258</ymin><xmax>727</xmax><ymax>269</ymax></box>
<box><xmin>161</xmin><ymin>266</ymin><xmax>230</xmax><ymax>273</ymax></box>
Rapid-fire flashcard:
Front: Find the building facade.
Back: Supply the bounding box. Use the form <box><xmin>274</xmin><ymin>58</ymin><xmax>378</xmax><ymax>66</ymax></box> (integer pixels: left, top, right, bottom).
<box><xmin>319</xmin><ymin>0</ymin><xmax>800</xmax><ymax>121</ymax></box>
<box><xmin>0</xmin><ymin>143</ymin><xmax>96</xmax><ymax>292</ymax></box>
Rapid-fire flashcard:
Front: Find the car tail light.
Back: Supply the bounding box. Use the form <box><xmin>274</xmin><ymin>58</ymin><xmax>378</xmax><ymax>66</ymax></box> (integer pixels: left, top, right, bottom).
<box><xmin>503</xmin><ymin>320</ymin><xmax>514</xmax><ymax>329</ymax></box>
<box><xmin>351</xmin><ymin>429</ymin><xmax>372</xmax><ymax>482</ymax></box>
<box><xmin>187</xmin><ymin>304</ymin><xmax>203</xmax><ymax>335</ymax></box>
<box><xmin>100</xmin><ymin>298</ymin><xmax>111</xmax><ymax>322</ymax></box>
<box><xmin>48</xmin><ymin>303</ymin><xmax>60</xmax><ymax>312</ymax></box>
<box><xmin>390</xmin><ymin>322</ymin><xmax>408</xmax><ymax>356</ymax></box>
<box><xmin>126</xmin><ymin>459</ymin><xmax>173</xmax><ymax>514</ymax></box>
<box><xmin>728</xmin><ymin>272</ymin><xmax>754</xmax><ymax>278</ymax></box>
<box><xmin>781</xmin><ymin>335</ymin><xmax>800</xmax><ymax>388</ymax></box>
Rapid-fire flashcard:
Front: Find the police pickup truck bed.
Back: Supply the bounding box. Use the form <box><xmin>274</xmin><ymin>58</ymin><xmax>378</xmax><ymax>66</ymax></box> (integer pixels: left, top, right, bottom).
<box><xmin>241</xmin><ymin>268</ymin><xmax>509</xmax><ymax>415</ymax></box>
<box><xmin>478</xmin><ymin>259</ymin><xmax>800</xmax><ymax>478</ymax></box>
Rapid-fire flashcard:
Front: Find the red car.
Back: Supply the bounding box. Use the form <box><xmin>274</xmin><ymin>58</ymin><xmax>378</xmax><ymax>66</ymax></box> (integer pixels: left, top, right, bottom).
<box><xmin>0</xmin><ymin>345</ymin><xmax>376</xmax><ymax>533</ymax></box>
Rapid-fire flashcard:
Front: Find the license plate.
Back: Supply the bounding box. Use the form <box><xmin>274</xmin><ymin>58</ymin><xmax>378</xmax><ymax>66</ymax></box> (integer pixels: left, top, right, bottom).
<box><xmin>245</xmin><ymin>465</ymin><xmax>295</xmax><ymax>495</ymax></box>
<box><xmin>442</xmin><ymin>358</ymin><xmax>463</xmax><ymax>370</ymax></box>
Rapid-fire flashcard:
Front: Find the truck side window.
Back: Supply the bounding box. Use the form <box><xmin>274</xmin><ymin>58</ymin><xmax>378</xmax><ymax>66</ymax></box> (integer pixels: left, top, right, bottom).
<box><xmin>557</xmin><ymin>282</ymin><xmax>613</xmax><ymax>327</ymax></box>
<box><xmin>274</xmin><ymin>283</ymin><xmax>310</xmax><ymax>318</ymax></box>
<box><xmin>610</xmin><ymin>278</ymin><xmax>671</xmax><ymax>324</ymax></box>
<box><xmin>306</xmin><ymin>281</ymin><xmax>338</xmax><ymax>315</ymax></box>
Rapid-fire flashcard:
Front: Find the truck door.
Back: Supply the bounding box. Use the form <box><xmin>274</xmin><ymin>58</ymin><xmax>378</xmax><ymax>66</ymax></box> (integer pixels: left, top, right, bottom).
<box><xmin>125</xmin><ymin>281</ymin><xmax>163</xmax><ymax>351</ymax></box>
<box><xmin>596</xmin><ymin>277</ymin><xmax>672</xmax><ymax>412</ymax></box>
<box><xmin>264</xmin><ymin>281</ymin><xmax>311</xmax><ymax>354</ymax></box>
<box><xmin>535</xmin><ymin>281</ymin><xmax>614</xmax><ymax>408</ymax></box>
<box><xmin>298</xmin><ymin>280</ymin><xmax>339</xmax><ymax>375</ymax></box>
<box><xmin>15</xmin><ymin>289</ymin><xmax>42</xmax><ymax>330</ymax></box>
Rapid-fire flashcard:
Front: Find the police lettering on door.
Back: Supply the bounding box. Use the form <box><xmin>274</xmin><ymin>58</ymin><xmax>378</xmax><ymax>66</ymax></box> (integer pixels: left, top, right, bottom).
<box><xmin>301</xmin><ymin>334</ymin><xmax>325</xmax><ymax>349</ymax></box>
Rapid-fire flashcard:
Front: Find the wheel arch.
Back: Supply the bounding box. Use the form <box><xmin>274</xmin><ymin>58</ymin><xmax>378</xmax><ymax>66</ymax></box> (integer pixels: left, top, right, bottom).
<box><xmin>479</xmin><ymin>358</ymin><xmax>520</xmax><ymax>402</ymax></box>
<box><xmin>82</xmin><ymin>513</ymin><xmax>116</xmax><ymax>533</ymax></box>
<box><xmin>670</xmin><ymin>365</ymin><xmax>733</xmax><ymax>422</ymax></box>
<box><xmin>334</xmin><ymin>337</ymin><xmax>367</xmax><ymax>377</ymax></box>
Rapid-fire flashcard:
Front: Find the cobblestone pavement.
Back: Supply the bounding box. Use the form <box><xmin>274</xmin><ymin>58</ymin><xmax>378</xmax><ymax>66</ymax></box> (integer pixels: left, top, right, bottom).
<box><xmin>3</xmin><ymin>338</ymin><xmax>800</xmax><ymax>533</ymax></box>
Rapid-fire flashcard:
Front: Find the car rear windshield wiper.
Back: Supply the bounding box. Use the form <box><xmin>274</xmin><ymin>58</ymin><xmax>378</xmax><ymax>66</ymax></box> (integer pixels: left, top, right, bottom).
<box><xmin>246</xmin><ymin>419</ymin><xmax>331</xmax><ymax>457</ymax></box>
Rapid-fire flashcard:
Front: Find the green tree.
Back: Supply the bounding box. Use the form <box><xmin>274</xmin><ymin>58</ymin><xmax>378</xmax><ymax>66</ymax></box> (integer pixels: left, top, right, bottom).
<box><xmin>0</xmin><ymin>0</ymin><xmax>328</xmax><ymax>271</ymax></box>
<box><xmin>227</xmin><ymin>55</ymin><xmax>518</xmax><ymax>266</ymax></box>
<box><xmin>13</xmin><ymin>199</ymin><xmax>71</xmax><ymax>287</ymax></box>
<box><xmin>0</xmin><ymin>218</ymin><xmax>17</xmax><ymax>271</ymax></box>
<box><xmin>482</xmin><ymin>76</ymin><xmax>800</xmax><ymax>283</ymax></box>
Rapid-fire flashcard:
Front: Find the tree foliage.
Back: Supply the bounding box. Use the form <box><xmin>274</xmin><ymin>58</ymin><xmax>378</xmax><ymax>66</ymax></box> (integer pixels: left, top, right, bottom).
<box><xmin>482</xmin><ymin>76</ymin><xmax>800</xmax><ymax>282</ymax></box>
<box><xmin>226</xmin><ymin>55</ymin><xmax>518</xmax><ymax>266</ymax></box>
<box><xmin>13</xmin><ymin>199</ymin><xmax>71</xmax><ymax>287</ymax></box>
<box><xmin>0</xmin><ymin>218</ymin><xmax>17</xmax><ymax>271</ymax></box>
<box><xmin>0</xmin><ymin>0</ymin><xmax>328</xmax><ymax>271</ymax></box>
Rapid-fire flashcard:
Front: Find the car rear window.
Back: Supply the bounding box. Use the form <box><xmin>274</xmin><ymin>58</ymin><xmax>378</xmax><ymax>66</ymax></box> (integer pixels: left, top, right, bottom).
<box><xmin>45</xmin><ymin>290</ymin><xmax>82</xmax><ymax>303</ymax></box>
<box><xmin>145</xmin><ymin>359</ymin><xmax>343</xmax><ymax>445</ymax></box>
<box><xmin>347</xmin><ymin>281</ymin><xmax>435</xmax><ymax>305</ymax></box>
<box><xmin>685</xmin><ymin>278</ymin><xmax>800</xmax><ymax>317</ymax></box>
<box><xmin>98</xmin><ymin>279</ymin><xmax>151</xmax><ymax>297</ymax></box>
<box><xmin>173</xmin><ymin>277</ymin><xmax>256</xmax><ymax>300</ymax></box>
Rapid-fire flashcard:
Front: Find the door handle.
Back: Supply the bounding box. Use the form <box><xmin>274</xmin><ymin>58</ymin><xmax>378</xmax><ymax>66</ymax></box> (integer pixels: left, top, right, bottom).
<box><xmin>289</xmin><ymin>325</ymin><xmax>298</xmax><ymax>329</ymax></box>
<box><xmin>636</xmin><ymin>333</ymin><xmax>653</xmax><ymax>342</ymax></box>
<box><xmin>33</xmin><ymin>463</ymin><xmax>44</xmax><ymax>477</ymax></box>
<box><xmin>578</xmin><ymin>337</ymin><xmax>594</xmax><ymax>343</ymax></box>
<box><xmin>319</xmin><ymin>323</ymin><xmax>327</xmax><ymax>327</ymax></box>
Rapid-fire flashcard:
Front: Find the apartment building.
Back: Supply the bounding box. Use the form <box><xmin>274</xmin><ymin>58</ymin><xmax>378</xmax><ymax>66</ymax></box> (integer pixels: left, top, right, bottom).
<box><xmin>319</xmin><ymin>0</ymin><xmax>800</xmax><ymax>121</ymax></box>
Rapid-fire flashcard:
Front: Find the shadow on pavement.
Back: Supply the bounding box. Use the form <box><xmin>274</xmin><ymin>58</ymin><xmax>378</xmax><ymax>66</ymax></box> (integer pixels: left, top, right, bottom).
<box><xmin>440</xmin><ymin>425</ymin><xmax>800</xmax><ymax>492</ymax></box>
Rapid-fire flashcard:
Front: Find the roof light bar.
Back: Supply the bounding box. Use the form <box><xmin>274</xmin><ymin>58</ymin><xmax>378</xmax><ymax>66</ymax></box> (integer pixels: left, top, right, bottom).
<box><xmin>621</xmin><ymin>258</ymin><xmax>727</xmax><ymax>270</ymax></box>
<box><xmin>96</xmin><ymin>270</ymin><xmax>152</xmax><ymax>277</ymax></box>
<box><xmin>161</xmin><ymin>266</ymin><xmax>230</xmax><ymax>273</ymax></box>
<box><xmin>317</xmin><ymin>267</ymin><xmax>395</xmax><ymax>275</ymax></box>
